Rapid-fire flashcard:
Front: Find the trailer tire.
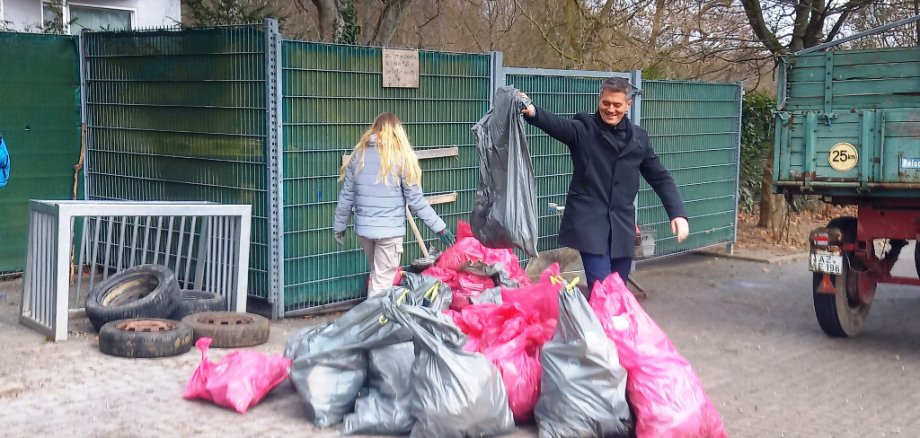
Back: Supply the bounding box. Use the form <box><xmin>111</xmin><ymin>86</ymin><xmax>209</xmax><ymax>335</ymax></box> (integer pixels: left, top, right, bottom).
<box><xmin>181</xmin><ymin>312</ymin><xmax>270</xmax><ymax>348</ymax></box>
<box><xmin>813</xmin><ymin>216</ymin><xmax>870</xmax><ymax>337</ymax></box>
<box><xmin>914</xmin><ymin>242</ymin><xmax>920</xmax><ymax>279</ymax></box>
<box><xmin>98</xmin><ymin>318</ymin><xmax>194</xmax><ymax>358</ymax></box>
<box><xmin>86</xmin><ymin>264</ymin><xmax>180</xmax><ymax>332</ymax></box>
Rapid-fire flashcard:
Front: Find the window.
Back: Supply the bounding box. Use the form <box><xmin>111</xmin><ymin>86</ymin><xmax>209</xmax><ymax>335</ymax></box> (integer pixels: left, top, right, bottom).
<box><xmin>42</xmin><ymin>3</ymin><xmax>133</xmax><ymax>34</ymax></box>
<box><xmin>70</xmin><ymin>5</ymin><xmax>132</xmax><ymax>33</ymax></box>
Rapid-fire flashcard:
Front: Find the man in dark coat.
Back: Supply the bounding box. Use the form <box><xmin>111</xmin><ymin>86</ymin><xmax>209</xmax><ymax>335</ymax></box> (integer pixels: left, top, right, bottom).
<box><xmin>520</xmin><ymin>77</ymin><xmax>689</xmax><ymax>290</ymax></box>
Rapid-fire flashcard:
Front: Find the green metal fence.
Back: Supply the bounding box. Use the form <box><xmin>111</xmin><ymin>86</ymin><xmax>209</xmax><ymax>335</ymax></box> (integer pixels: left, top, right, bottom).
<box><xmin>82</xmin><ymin>25</ymin><xmax>272</xmax><ymax>298</ymax></box>
<box><xmin>280</xmin><ymin>41</ymin><xmax>492</xmax><ymax>314</ymax></box>
<box><xmin>0</xmin><ymin>32</ymin><xmax>82</xmax><ymax>273</ymax></box>
<box><xmin>504</xmin><ymin>68</ymin><xmax>639</xmax><ymax>258</ymax></box>
<box><xmin>77</xmin><ymin>22</ymin><xmax>740</xmax><ymax>317</ymax></box>
<box><xmin>505</xmin><ymin>69</ymin><xmax>740</xmax><ymax>257</ymax></box>
<box><xmin>640</xmin><ymin>80</ymin><xmax>741</xmax><ymax>255</ymax></box>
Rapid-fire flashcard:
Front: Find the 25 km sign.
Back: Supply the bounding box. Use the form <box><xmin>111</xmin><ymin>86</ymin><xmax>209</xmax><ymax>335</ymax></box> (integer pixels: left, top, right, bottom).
<box><xmin>828</xmin><ymin>142</ymin><xmax>858</xmax><ymax>172</ymax></box>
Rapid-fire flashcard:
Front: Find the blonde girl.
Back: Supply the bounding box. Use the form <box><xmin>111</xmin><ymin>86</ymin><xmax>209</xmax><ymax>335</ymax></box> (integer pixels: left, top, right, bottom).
<box><xmin>333</xmin><ymin>112</ymin><xmax>455</xmax><ymax>297</ymax></box>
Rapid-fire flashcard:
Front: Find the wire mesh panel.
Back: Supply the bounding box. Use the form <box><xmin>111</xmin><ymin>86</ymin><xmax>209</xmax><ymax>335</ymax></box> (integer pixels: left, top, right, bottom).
<box><xmin>504</xmin><ymin>72</ymin><xmax>740</xmax><ymax>259</ymax></box>
<box><xmin>640</xmin><ymin>80</ymin><xmax>740</xmax><ymax>255</ymax></box>
<box><xmin>504</xmin><ymin>70</ymin><xmax>635</xmax><ymax>262</ymax></box>
<box><xmin>0</xmin><ymin>33</ymin><xmax>82</xmax><ymax>273</ymax></box>
<box><xmin>81</xmin><ymin>25</ymin><xmax>272</xmax><ymax>299</ymax></box>
<box><xmin>281</xmin><ymin>41</ymin><xmax>491</xmax><ymax>314</ymax></box>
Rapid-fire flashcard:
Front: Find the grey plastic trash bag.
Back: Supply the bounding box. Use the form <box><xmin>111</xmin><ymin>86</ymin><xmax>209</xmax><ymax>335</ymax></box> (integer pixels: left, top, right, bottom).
<box><xmin>285</xmin><ymin>295</ymin><xmax>415</xmax><ymax>428</ymax></box>
<box><xmin>534</xmin><ymin>282</ymin><xmax>633</xmax><ymax>437</ymax></box>
<box><xmin>343</xmin><ymin>342</ymin><xmax>416</xmax><ymax>435</ymax></box>
<box><xmin>399</xmin><ymin>272</ymin><xmax>453</xmax><ymax>311</ymax></box>
<box><xmin>382</xmin><ymin>300</ymin><xmax>516</xmax><ymax>438</ymax></box>
<box><xmin>471</xmin><ymin>85</ymin><xmax>539</xmax><ymax>256</ymax></box>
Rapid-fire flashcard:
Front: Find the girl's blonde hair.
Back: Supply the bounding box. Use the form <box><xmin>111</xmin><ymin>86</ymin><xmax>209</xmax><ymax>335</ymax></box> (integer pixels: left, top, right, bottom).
<box><xmin>340</xmin><ymin>112</ymin><xmax>422</xmax><ymax>186</ymax></box>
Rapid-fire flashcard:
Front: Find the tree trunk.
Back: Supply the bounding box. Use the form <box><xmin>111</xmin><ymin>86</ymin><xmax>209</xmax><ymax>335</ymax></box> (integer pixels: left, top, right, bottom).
<box><xmin>369</xmin><ymin>0</ymin><xmax>413</xmax><ymax>46</ymax></box>
<box><xmin>758</xmin><ymin>143</ymin><xmax>787</xmax><ymax>232</ymax></box>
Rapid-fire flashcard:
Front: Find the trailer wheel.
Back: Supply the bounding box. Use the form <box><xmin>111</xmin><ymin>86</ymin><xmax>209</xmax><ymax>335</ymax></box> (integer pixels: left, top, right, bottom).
<box><xmin>813</xmin><ymin>216</ymin><xmax>870</xmax><ymax>337</ymax></box>
<box><xmin>914</xmin><ymin>242</ymin><xmax>920</xmax><ymax>279</ymax></box>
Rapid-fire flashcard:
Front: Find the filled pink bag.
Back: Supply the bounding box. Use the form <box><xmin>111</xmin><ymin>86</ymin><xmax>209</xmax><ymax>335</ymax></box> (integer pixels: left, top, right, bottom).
<box><xmin>183</xmin><ymin>337</ymin><xmax>292</xmax><ymax>414</ymax></box>
<box><xmin>501</xmin><ymin>263</ymin><xmax>561</xmax><ymax>324</ymax></box>
<box><xmin>435</xmin><ymin>220</ymin><xmax>531</xmax><ymax>286</ymax></box>
<box><xmin>589</xmin><ymin>274</ymin><xmax>727</xmax><ymax>438</ymax></box>
<box><xmin>482</xmin><ymin>325</ymin><xmax>544</xmax><ymax>423</ymax></box>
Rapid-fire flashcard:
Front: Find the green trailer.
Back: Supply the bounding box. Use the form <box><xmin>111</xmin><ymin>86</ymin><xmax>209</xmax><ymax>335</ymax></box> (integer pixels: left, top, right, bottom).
<box><xmin>773</xmin><ymin>15</ymin><xmax>920</xmax><ymax>337</ymax></box>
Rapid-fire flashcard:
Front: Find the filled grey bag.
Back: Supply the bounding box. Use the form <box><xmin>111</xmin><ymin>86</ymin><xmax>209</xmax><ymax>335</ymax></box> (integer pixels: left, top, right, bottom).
<box><xmin>471</xmin><ymin>85</ymin><xmax>539</xmax><ymax>256</ymax></box>
<box><xmin>382</xmin><ymin>300</ymin><xmax>516</xmax><ymax>438</ymax></box>
<box><xmin>534</xmin><ymin>283</ymin><xmax>633</xmax><ymax>438</ymax></box>
<box><xmin>343</xmin><ymin>342</ymin><xmax>416</xmax><ymax>435</ymax></box>
<box><xmin>398</xmin><ymin>272</ymin><xmax>453</xmax><ymax>311</ymax></box>
<box><xmin>460</xmin><ymin>260</ymin><xmax>523</xmax><ymax>288</ymax></box>
<box><xmin>285</xmin><ymin>294</ymin><xmax>415</xmax><ymax>428</ymax></box>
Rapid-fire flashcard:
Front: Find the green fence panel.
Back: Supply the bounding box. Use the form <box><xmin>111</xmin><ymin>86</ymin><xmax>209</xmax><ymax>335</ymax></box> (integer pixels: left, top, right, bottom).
<box><xmin>504</xmin><ymin>71</ymin><xmax>636</xmax><ymax>262</ymax></box>
<box><xmin>0</xmin><ymin>32</ymin><xmax>82</xmax><ymax>273</ymax></box>
<box><xmin>641</xmin><ymin>80</ymin><xmax>740</xmax><ymax>255</ymax></box>
<box><xmin>281</xmin><ymin>42</ymin><xmax>492</xmax><ymax>313</ymax></box>
<box><xmin>504</xmin><ymin>72</ymin><xmax>740</xmax><ymax>259</ymax></box>
<box><xmin>82</xmin><ymin>25</ymin><xmax>271</xmax><ymax>298</ymax></box>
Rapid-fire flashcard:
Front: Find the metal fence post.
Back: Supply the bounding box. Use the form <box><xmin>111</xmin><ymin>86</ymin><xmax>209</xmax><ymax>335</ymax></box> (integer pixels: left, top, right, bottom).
<box><xmin>489</xmin><ymin>51</ymin><xmax>505</xmax><ymax>100</ymax></box>
<box><xmin>730</xmin><ymin>82</ymin><xmax>744</xmax><ymax>254</ymax></box>
<box><xmin>630</xmin><ymin>69</ymin><xmax>643</xmax><ymax>127</ymax></box>
<box><xmin>264</xmin><ymin>18</ymin><xmax>285</xmax><ymax>319</ymax></box>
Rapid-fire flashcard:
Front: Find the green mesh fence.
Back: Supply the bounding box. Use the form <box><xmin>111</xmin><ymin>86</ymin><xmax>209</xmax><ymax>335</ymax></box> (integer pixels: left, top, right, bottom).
<box><xmin>0</xmin><ymin>32</ymin><xmax>82</xmax><ymax>273</ymax></box>
<box><xmin>505</xmin><ymin>72</ymin><xmax>740</xmax><ymax>259</ymax></box>
<box><xmin>82</xmin><ymin>25</ymin><xmax>271</xmax><ymax>298</ymax></box>
<box><xmin>504</xmin><ymin>71</ymin><xmax>635</xmax><ymax>262</ymax></box>
<box><xmin>281</xmin><ymin>41</ymin><xmax>492</xmax><ymax>313</ymax></box>
<box><xmin>640</xmin><ymin>80</ymin><xmax>740</xmax><ymax>255</ymax></box>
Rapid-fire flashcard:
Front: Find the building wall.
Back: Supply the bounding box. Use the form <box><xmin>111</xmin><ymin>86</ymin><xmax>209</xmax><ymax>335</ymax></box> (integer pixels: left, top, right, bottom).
<box><xmin>1</xmin><ymin>0</ymin><xmax>180</xmax><ymax>32</ymax></box>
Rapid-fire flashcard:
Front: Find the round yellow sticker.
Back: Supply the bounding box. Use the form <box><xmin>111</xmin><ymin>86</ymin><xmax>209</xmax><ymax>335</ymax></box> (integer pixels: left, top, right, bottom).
<box><xmin>828</xmin><ymin>142</ymin><xmax>858</xmax><ymax>172</ymax></box>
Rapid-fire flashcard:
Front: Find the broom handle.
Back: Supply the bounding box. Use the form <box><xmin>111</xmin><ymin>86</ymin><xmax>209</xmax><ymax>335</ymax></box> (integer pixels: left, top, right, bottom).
<box><xmin>405</xmin><ymin>205</ymin><xmax>430</xmax><ymax>258</ymax></box>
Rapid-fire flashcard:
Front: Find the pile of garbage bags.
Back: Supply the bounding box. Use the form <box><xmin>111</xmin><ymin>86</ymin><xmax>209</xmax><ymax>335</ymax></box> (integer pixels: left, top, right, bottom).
<box><xmin>421</xmin><ymin>220</ymin><xmax>530</xmax><ymax>310</ymax></box>
<box><xmin>285</xmin><ymin>234</ymin><xmax>727</xmax><ymax>438</ymax></box>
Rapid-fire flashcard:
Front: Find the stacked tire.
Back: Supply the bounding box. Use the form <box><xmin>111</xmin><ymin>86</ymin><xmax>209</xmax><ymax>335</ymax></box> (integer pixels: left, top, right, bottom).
<box><xmin>85</xmin><ymin>265</ymin><xmax>267</xmax><ymax>358</ymax></box>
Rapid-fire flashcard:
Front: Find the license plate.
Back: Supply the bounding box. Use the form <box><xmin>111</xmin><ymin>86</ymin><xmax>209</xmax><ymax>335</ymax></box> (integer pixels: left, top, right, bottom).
<box><xmin>810</xmin><ymin>253</ymin><xmax>843</xmax><ymax>275</ymax></box>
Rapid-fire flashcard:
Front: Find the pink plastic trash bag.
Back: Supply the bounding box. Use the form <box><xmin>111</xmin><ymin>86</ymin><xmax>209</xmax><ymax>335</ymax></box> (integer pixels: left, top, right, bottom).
<box><xmin>184</xmin><ymin>337</ymin><xmax>292</xmax><ymax>414</ymax></box>
<box><xmin>590</xmin><ymin>274</ymin><xmax>727</xmax><ymax>438</ymax></box>
<box><xmin>435</xmin><ymin>220</ymin><xmax>530</xmax><ymax>286</ymax></box>
<box><xmin>502</xmin><ymin>263</ymin><xmax>561</xmax><ymax>324</ymax></box>
<box><xmin>482</xmin><ymin>325</ymin><xmax>544</xmax><ymax>423</ymax></box>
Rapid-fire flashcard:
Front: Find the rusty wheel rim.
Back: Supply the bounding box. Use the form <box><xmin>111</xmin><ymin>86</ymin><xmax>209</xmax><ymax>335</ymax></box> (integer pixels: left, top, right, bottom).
<box><xmin>197</xmin><ymin>314</ymin><xmax>254</xmax><ymax>326</ymax></box>
<box><xmin>116</xmin><ymin>320</ymin><xmax>175</xmax><ymax>332</ymax></box>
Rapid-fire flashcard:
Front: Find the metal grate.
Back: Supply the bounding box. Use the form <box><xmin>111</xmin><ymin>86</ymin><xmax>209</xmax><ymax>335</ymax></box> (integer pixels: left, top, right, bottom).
<box><xmin>280</xmin><ymin>41</ymin><xmax>492</xmax><ymax>315</ymax></box>
<box><xmin>81</xmin><ymin>25</ymin><xmax>272</xmax><ymax>300</ymax></box>
<box><xmin>21</xmin><ymin>200</ymin><xmax>251</xmax><ymax>341</ymax></box>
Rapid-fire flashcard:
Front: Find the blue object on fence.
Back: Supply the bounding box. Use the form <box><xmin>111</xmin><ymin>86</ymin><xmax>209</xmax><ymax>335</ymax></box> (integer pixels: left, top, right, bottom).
<box><xmin>0</xmin><ymin>136</ymin><xmax>9</xmax><ymax>188</ymax></box>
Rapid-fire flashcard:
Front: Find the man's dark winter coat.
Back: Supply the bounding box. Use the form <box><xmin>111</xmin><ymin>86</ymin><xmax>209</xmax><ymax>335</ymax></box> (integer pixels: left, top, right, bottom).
<box><xmin>525</xmin><ymin>107</ymin><xmax>687</xmax><ymax>258</ymax></box>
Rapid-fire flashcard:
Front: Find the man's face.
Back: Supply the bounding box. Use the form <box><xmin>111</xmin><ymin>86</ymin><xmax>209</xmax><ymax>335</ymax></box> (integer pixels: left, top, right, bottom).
<box><xmin>598</xmin><ymin>89</ymin><xmax>631</xmax><ymax>126</ymax></box>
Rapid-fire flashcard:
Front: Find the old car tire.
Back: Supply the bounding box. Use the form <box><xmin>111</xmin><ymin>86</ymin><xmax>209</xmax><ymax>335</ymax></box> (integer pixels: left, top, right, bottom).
<box><xmin>98</xmin><ymin>318</ymin><xmax>193</xmax><ymax>358</ymax></box>
<box><xmin>169</xmin><ymin>290</ymin><xmax>227</xmax><ymax>320</ymax></box>
<box><xmin>813</xmin><ymin>216</ymin><xmax>870</xmax><ymax>337</ymax></box>
<box><xmin>181</xmin><ymin>312</ymin><xmax>270</xmax><ymax>348</ymax></box>
<box><xmin>85</xmin><ymin>264</ymin><xmax>180</xmax><ymax>332</ymax></box>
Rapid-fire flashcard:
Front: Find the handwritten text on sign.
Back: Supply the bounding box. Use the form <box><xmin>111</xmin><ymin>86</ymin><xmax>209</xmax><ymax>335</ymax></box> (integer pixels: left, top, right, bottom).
<box><xmin>382</xmin><ymin>49</ymin><xmax>419</xmax><ymax>88</ymax></box>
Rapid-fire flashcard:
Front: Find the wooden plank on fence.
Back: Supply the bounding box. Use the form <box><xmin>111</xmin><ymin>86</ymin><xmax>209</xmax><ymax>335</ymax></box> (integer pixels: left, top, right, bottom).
<box><xmin>342</xmin><ymin>146</ymin><xmax>458</xmax><ymax>167</ymax></box>
<box><xmin>425</xmin><ymin>192</ymin><xmax>457</xmax><ymax>205</ymax></box>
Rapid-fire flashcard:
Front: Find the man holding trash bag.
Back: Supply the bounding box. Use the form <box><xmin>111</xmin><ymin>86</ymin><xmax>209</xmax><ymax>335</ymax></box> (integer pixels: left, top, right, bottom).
<box><xmin>519</xmin><ymin>77</ymin><xmax>688</xmax><ymax>290</ymax></box>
